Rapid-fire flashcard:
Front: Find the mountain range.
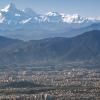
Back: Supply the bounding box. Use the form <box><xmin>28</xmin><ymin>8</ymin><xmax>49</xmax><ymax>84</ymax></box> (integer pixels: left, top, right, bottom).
<box><xmin>0</xmin><ymin>3</ymin><xmax>100</xmax><ymax>40</ymax></box>
<box><xmin>0</xmin><ymin>30</ymin><xmax>100</xmax><ymax>66</ymax></box>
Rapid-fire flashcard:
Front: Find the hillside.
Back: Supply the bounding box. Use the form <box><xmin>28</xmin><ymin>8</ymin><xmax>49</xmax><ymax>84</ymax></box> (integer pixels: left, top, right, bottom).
<box><xmin>0</xmin><ymin>30</ymin><xmax>100</xmax><ymax>66</ymax></box>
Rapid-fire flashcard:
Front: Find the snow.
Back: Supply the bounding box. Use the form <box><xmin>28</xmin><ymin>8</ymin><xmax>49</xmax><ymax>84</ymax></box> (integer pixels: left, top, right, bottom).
<box><xmin>1</xmin><ymin>3</ymin><xmax>16</xmax><ymax>12</ymax></box>
<box><xmin>20</xmin><ymin>18</ymin><xmax>32</xmax><ymax>24</ymax></box>
<box><xmin>0</xmin><ymin>17</ymin><xmax>5</xmax><ymax>23</ymax></box>
<box><xmin>46</xmin><ymin>12</ymin><xmax>60</xmax><ymax>16</ymax></box>
<box><xmin>0</xmin><ymin>3</ymin><xmax>100</xmax><ymax>26</ymax></box>
<box><xmin>15</xmin><ymin>13</ymin><xmax>21</xmax><ymax>17</ymax></box>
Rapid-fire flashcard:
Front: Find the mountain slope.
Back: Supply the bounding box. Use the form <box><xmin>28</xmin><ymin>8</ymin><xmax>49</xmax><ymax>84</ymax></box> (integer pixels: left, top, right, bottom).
<box><xmin>0</xmin><ymin>36</ymin><xmax>21</xmax><ymax>49</ymax></box>
<box><xmin>0</xmin><ymin>30</ymin><xmax>100</xmax><ymax>65</ymax></box>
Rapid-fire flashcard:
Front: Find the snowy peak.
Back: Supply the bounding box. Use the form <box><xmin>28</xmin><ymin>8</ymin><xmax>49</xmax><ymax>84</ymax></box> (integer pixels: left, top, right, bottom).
<box><xmin>61</xmin><ymin>14</ymin><xmax>87</xmax><ymax>23</ymax></box>
<box><xmin>42</xmin><ymin>12</ymin><xmax>62</xmax><ymax>23</ymax></box>
<box><xmin>46</xmin><ymin>12</ymin><xmax>61</xmax><ymax>16</ymax></box>
<box><xmin>0</xmin><ymin>3</ymin><xmax>100</xmax><ymax>26</ymax></box>
<box><xmin>1</xmin><ymin>3</ymin><xmax>17</xmax><ymax>12</ymax></box>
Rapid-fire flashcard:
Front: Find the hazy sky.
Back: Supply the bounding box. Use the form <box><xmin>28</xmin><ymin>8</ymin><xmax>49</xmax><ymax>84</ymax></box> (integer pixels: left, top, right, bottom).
<box><xmin>0</xmin><ymin>0</ymin><xmax>100</xmax><ymax>17</ymax></box>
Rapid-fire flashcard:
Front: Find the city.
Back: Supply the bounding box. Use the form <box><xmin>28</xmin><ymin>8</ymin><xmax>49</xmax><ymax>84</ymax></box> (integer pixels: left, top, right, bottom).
<box><xmin>0</xmin><ymin>65</ymin><xmax>100</xmax><ymax>100</ymax></box>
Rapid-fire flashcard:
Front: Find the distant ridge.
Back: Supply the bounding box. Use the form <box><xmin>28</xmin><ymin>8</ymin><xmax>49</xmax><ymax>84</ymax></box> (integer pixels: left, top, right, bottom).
<box><xmin>0</xmin><ymin>35</ymin><xmax>21</xmax><ymax>49</ymax></box>
<box><xmin>0</xmin><ymin>30</ymin><xmax>100</xmax><ymax>66</ymax></box>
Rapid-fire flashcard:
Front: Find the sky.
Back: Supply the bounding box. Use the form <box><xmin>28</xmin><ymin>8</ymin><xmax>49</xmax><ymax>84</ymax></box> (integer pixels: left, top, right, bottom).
<box><xmin>0</xmin><ymin>0</ymin><xmax>100</xmax><ymax>18</ymax></box>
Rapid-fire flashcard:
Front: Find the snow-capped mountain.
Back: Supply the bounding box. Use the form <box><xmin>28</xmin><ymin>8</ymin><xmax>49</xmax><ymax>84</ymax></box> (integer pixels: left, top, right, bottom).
<box><xmin>0</xmin><ymin>3</ymin><xmax>98</xmax><ymax>25</ymax></box>
<box><xmin>0</xmin><ymin>3</ymin><xmax>100</xmax><ymax>40</ymax></box>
